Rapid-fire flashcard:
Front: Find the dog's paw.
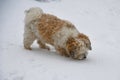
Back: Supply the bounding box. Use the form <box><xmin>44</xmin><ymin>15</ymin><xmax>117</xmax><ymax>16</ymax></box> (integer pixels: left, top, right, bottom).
<box><xmin>60</xmin><ymin>52</ymin><xmax>70</xmax><ymax>57</ymax></box>
<box><xmin>64</xmin><ymin>54</ymin><xmax>70</xmax><ymax>57</ymax></box>
<box><xmin>24</xmin><ymin>46</ymin><xmax>32</xmax><ymax>50</ymax></box>
<box><xmin>46</xmin><ymin>46</ymin><xmax>50</xmax><ymax>50</ymax></box>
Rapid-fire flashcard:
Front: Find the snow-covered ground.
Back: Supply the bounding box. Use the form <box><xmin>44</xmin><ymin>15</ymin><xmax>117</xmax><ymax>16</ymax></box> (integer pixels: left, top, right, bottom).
<box><xmin>0</xmin><ymin>0</ymin><xmax>120</xmax><ymax>80</ymax></box>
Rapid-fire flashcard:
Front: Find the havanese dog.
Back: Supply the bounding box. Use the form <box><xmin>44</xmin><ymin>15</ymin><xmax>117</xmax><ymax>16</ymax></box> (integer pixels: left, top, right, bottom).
<box><xmin>24</xmin><ymin>7</ymin><xmax>92</xmax><ymax>60</ymax></box>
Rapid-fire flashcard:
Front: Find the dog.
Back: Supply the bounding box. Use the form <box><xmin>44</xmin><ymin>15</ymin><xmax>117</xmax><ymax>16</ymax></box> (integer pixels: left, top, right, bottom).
<box><xmin>24</xmin><ymin>7</ymin><xmax>92</xmax><ymax>60</ymax></box>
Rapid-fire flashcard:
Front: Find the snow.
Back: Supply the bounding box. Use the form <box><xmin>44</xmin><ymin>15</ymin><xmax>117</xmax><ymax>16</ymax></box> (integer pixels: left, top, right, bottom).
<box><xmin>0</xmin><ymin>0</ymin><xmax>120</xmax><ymax>80</ymax></box>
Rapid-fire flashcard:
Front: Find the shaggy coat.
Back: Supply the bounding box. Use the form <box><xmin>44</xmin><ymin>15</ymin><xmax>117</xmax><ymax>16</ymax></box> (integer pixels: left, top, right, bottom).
<box><xmin>24</xmin><ymin>7</ymin><xmax>92</xmax><ymax>60</ymax></box>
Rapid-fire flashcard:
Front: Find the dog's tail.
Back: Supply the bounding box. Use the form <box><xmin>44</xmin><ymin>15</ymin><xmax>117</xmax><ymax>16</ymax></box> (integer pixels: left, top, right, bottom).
<box><xmin>24</xmin><ymin>7</ymin><xmax>43</xmax><ymax>24</ymax></box>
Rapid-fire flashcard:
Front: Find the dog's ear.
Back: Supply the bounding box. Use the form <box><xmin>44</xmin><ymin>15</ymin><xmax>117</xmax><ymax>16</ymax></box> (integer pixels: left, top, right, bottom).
<box><xmin>66</xmin><ymin>38</ymin><xmax>78</xmax><ymax>58</ymax></box>
<box><xmin>84</xmin><ymin>38</ymin><xmax>92</xmax><ymax>50</ymax></box>
<box><xmin>77</xmin><ymin>33</ymin><xmax>92</xmax><ymax>50</ymax></box>
<box><xmin>87</xmin><ymin>43</ymin><xmax>92</xmax><ymax>50</ymax></box>
<box><xmin>66</xmin><ymin>44</ymin><xmax>76</xmax><ymax>57</ymax></box>
<box><xmin>82</xmin><ymin>39</ymin><xmax>92</xmax><ymax>50</ymax></box>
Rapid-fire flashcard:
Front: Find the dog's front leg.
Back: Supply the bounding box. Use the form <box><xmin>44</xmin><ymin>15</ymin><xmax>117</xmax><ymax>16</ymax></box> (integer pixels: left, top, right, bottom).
<box><xmin>55</xmin><ymin>47</ymin><xmax>70</xmax><ymax>57</ymax></box>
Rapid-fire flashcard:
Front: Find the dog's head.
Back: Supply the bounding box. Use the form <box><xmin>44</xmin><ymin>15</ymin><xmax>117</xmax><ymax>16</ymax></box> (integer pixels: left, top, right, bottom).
<box><xmin>66</xmin><ymin>33</ymin><xmax>92</xmax><ymax>60</ymax></box>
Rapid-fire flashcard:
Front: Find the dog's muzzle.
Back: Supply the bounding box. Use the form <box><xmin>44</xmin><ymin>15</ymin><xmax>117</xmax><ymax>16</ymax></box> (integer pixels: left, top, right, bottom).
<box><xmin>70</xmin><ymin>52</ymin><xmax>87</xmax><ymax>60</ymax></box>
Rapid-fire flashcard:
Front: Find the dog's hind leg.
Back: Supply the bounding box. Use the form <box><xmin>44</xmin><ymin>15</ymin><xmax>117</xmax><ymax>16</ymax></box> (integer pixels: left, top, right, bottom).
<box><xmin>23</xmin><ymin>25</ymin><xmax>36</xmax><ymax>50</ymax></box>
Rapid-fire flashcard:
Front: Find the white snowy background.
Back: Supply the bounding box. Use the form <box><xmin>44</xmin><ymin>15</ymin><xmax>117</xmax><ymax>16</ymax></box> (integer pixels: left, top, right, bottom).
<box><xmin>0</xmin><ymin>0</ymin><xmax>120</xmax><ymax>80</ymax></box>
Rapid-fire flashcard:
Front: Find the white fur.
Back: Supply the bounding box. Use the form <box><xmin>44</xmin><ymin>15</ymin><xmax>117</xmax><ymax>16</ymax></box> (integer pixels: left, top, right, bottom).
<box><xmin>24</xmin><ymin>7</ymin><xmax>43</xmax><ymax>24</ymax></box>
<box><xmin>23</xmin><ymin>7</ymin><xmax>90</xmax><ymax>60</ymax></box>
<box><xmin>24</xmin><ymin>7</ymin><xmax>43</xmax><ymax>49</ymax></box>
<box><xmin>52</xmin><ymin>26</ymin><xmax>79</xmax><ymax>48</ymax></box>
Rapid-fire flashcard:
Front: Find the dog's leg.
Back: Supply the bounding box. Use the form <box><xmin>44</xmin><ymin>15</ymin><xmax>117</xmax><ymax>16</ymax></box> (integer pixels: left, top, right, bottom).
<box><xmin>37</xmin><ymin>40</ymin><xmax>50</xmax><ymax>50</ymax></box>
<box><xmin>56</xmin><ymin>47</ymin><xmax>70</xmax><ymax>57</ymax></box>
<box><xmin>24</xmin><ymin>26</ymin><xmax>36</xmax><ymax>50</ymax></box>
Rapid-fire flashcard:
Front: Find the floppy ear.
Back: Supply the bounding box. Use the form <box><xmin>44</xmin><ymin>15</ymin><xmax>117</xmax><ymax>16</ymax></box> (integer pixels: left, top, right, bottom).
<box><xmin>88</xmin><ymin>44</ymin><xmax>92</xmax><ymax>50</ymax></box>
<box><xmin>66</xmin><ymin>44</ymin><xmax>75</xmax><ymax>57</ymax></box>
<box><xmin>66</xmin><ymin>40</ymin><xmax>76</xmax><ymax>57</ymax></box>
<box><xmin>77</xmin><ymin>33</ymin><xmax>92</xmax><ymax>50</ymax></box>
<box><xmin>83</xmin><ymin>40</ymin><xmax>92</xmax><ymax>50</ymax></box>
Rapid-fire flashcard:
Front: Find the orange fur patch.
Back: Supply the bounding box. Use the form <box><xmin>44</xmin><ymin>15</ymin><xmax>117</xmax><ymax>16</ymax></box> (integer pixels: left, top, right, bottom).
<box><xmin>77</xmin><ymin>33</ymin><xmax>89</xmax><ymax>40</ymax></box>
<box><xmin>56</xmin><ymin>46</ymin><xmax>69</xmax><ymax>57</ymax></box>
<box><xmin>36</xmin><ymin>14</ymin><xmax>75</xmax><ymax>45</ymax></box>
<box><xmin>77</xmin><ymin>33</ymin><xmax>91</xmax><ymax>50</ymax></box>
<box><xmin>66</xmin><ymin>37</ymin><xmax>79</xmax><ymax>53</ymax></box>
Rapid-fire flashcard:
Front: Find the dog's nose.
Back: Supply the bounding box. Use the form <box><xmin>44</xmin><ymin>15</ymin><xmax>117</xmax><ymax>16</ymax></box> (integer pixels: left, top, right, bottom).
<box><xmin>84</xmin><ymin>56</ymin><xmax>86</xmax><ymax>58</ymax></box>
<box><xmin>83</xmin><ymin>55</ymin><xmax>87</xmax><ymax>59</ymax></box>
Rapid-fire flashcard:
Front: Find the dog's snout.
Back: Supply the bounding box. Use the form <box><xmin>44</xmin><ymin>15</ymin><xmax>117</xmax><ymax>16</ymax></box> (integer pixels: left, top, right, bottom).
<box><xmin>79</xmin><ymin>54</ymin><xmax>87</xmax><ymax>60</ymax></box>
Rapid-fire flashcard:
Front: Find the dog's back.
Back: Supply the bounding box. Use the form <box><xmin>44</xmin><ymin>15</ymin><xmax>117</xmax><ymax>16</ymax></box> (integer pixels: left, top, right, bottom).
<box><xmin>35</xmin><ymin>14</ymin><xmax>78</xmax><ymax>47</ymax></box>
<box><xmin>24</xmin><ymin>7</ymin><xmax>79</xmax><ymax>48</ymax></box>
<box><xmin>36</xmin><ymin>14</ymin><xmax>66</xmax><ymax>45</ymax></box>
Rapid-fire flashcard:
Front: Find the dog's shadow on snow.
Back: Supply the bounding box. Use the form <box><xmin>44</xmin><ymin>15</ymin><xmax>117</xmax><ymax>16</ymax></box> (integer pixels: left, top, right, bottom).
<box><xmin>31</xmin><ymin>47</ymin><xmax>70</xmax><ymax>60</ymax></box>
<box><xmin>25</xmin><ymin>46</ymin><xmax>93</xmax><ymax>63</ymax></box>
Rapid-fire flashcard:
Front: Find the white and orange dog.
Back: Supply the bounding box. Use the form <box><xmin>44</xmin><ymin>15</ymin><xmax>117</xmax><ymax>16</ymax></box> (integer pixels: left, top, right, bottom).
<box><xmin>24</xmin><ymin>7</ymin><xmax>92</xmax><ymax>60</ymax></box>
